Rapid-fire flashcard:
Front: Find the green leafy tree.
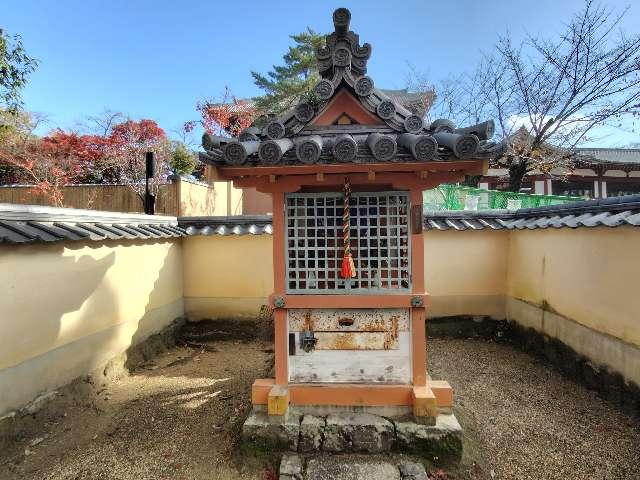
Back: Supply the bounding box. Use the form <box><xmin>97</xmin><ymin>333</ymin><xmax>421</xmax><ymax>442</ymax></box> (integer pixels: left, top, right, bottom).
<box><xmin>251</xmin><ymin>28</ymin><xmax>325</xmax><ymax>114</ymax></box>
<box><xmin>0</xmin><ymin>28</ymin><xmax>38</xmax><ymax>112</ymax></box>
<box><xmin>170</xmin><ymin>142</ymin><xmax>198</xmax><ymax>175</ymax></box>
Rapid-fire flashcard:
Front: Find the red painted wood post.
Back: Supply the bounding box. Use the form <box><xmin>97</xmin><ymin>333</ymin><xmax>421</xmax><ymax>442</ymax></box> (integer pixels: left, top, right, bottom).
<box><xmin>410</xmin><ymin>188</ymin><xmax>427</xmax><ymax>386</ymax></box>
<box><xmin>271</xmin><ymin>192</ymin><xmax>288</xmax><ymax>385</ymax></box>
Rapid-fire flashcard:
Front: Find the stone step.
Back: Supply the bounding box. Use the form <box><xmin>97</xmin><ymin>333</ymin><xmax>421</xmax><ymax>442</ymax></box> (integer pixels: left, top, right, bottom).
<box><xmin>280</xmin><ymin>453</ymin><xmax>429</xmax><ymax>480</ymax></box>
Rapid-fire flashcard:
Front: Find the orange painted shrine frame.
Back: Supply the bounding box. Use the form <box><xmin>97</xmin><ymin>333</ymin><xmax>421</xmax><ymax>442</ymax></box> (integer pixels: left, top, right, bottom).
<box><xmin>268</xmin><ymin>187</ymin><xmax>427</xmax><ymax>388</ymax></box>
<box><xmin>211</xmin><ymin>161</ymin><xmax>485</xmax><ymax>408</ymax></box>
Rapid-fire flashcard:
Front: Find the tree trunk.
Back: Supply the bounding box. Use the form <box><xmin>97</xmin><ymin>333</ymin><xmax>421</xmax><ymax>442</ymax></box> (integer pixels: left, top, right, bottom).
<box><xmin>508</xmin><ymin>160</ymin><xmax>528</xmax><ymax>192</ymax></box>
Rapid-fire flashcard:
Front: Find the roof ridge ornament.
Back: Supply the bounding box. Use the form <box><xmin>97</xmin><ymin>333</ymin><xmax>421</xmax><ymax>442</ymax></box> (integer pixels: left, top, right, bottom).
<box><xmin>317</xmin><ymin>7</ymin><xmax>372</xmax><ymax>79</ymax></box>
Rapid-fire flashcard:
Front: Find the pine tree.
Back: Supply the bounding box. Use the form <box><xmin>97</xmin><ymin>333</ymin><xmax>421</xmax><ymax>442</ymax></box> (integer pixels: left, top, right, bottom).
<box><xmin>251</xmin><ymin>28</ymin><xmax>325</xmax><ymax>115</ymax></box>
<box><xmin>0</xmin><ymin>28</ymin><xmax>38</xmax><ymax>113</ymax></box>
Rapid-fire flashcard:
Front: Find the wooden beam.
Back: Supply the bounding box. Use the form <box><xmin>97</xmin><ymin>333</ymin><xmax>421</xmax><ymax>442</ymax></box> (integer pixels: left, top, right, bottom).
<box><xmin>271</xmin><ymin>192</ymin><xmax>289</xmax><ymax>386</ymax></box>
<box><xmin>252</xmin><ymin>378</ymin><xmax>275</xmax><ymax>405</ymax></box>
<box><xmin>274</xmin><ymin>309</ymin><xmax>288</xmax><ymax>385</ymax></box>
<box><xmin>218</xmin><ymin>160</ymin><xmax>484</xmax><ymax>179</ymax></box>
<box><xmin>237</xmin><ymin>171</ymin><xmax>467</xmax><ymax>193</ymax></box>
<box><xmin>411</xmin><ymin>308</ymin><xmax>427</xmax><ymax>387</ymax></box>
<box><xmin>289</xmin><ymin>384</ymin><xmax>414</xmax><ymax>407</ymax></box>
<box><xmin>428</xmin><ymin>380</ymin><xmax>453</xmax><ymax>408</ymax></box>
<box><xmin>252</xmin><ymin>379</ymin><xmax>453</xmax><ymax>408</ymax></box>
<box><xmin>269</xmin><ymin>293</ymin><xmax>429</xmax><ymax>309</ymax></box>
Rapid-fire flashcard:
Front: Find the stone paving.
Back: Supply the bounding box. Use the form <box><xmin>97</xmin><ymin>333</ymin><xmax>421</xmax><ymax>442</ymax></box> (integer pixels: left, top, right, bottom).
<box><xmin>280</xmin><ymin>454</ymin><xmax>429</xmax><ymax>480</ymax></box>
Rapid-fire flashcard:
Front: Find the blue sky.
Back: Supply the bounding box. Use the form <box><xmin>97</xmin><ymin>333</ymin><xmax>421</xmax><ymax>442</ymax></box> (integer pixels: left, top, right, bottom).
<box><xmin>3</xmin><ymin>0</ymin><xmax>639</xmax><ymax>146</ymax></box>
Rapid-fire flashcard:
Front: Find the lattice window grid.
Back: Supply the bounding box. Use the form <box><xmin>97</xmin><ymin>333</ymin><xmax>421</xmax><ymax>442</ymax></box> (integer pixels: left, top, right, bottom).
<box><xmin>285</xmin><ymin>191</ymin><xmax>411</xmax><ymax>294</ymax></box>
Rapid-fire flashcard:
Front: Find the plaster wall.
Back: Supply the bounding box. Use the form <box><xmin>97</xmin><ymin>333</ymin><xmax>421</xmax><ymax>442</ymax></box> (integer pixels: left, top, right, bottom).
<box><xmin>506</xmin><ymin>227</ymin><xmax>640</xmax><ymax>347</ymax></box>
<box><xmin>181</xmin><ymin>228</ymin><xmax>640</xmax><ymax>384</ymax></box>
<box><xmin>177</xmin><ymin>179</ymin><xmax>217</xmax><ymax>216</ymax></box>
<box><xmin>242</xmin><ymin>188</ymin><xmax>272</xmax><ymax>215</ymax></box>
<box><xmin>0</xmin><ymin>240</ymin><xmax>184</xmax><ymax>415</ymax></box>
<box><xmin>178</xmin><ymin>179</ymin><xmax>244</xmax><ymax>216</ymax></box>
<box><xmin>3</xmin><ymin>223</ymin><xmax>639</xmax><ymax>415</ymax></box>
<box><xmin>182</xmin><ymin>235</ymin><xmax>273</xmax><ymax>319</ymax></box>
<box><xmin>423</xmin><ymin>230</ymin><xmax>509</xmax><ymax>319</ymax></box>
<box><xmin>181</xmin><ymin>231</ymin><xmax>509</xmax><ymax>320</ymax></box>
<box><xmin>505</xmin><ymin>227</ymin><xmax>640</xmax><ymax>385</ymax></box>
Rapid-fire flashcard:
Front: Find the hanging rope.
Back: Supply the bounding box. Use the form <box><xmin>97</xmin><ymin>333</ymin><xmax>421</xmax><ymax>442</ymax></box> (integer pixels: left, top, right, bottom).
<box><xmin>340</xmin><ymin>178</ymin><xmax>356</xmax><ymax>279</ymax></box>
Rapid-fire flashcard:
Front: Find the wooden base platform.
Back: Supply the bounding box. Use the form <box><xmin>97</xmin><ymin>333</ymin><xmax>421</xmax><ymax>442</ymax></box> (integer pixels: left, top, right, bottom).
<box><xmin>251</xmin><ymin>379</ymin><xmax>453</xmax><ymax>416</ymax></box>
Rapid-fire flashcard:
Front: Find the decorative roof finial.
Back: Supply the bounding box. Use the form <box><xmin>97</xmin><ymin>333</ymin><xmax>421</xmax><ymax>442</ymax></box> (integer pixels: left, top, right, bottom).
<box><xmin>333</xmin><ymin>8</ymin><xmax>351</xmax><ymax>36</ymax></box>
<box><xmin>316</xmin><ymin>7</ymin><xmax>372</xmax><ymax>78</ymax></box>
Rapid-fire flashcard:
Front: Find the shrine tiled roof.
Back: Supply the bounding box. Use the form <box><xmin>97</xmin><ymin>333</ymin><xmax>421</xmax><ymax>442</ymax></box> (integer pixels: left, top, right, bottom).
<box><xmin>200</xmin><ymin>8</ymin><xmax>506</xmax><ymax>168</ymax></box>
<box><xmin>214</xmin><ymin>89</ymin><xmax>434</xmax><ymax>119</ymax></box>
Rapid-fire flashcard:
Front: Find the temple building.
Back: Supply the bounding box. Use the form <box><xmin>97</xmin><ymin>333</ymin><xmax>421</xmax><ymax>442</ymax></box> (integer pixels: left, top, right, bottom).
<box><xmin>480</xmin><ymin>147</ymin><xmax>640</xmax><ymax>198</ymax></box>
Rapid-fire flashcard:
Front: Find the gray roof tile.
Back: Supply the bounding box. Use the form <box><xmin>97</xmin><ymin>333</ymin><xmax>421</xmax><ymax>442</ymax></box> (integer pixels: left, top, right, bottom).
<box><xmin>4</xmin><ymin>193</ymin><xmax>639</xmax><ymax>246</ymax></box>
<box><xmin>423</xmin><ymin>194</ymin><xmax>640</xmax><ymax>231</ymax></box>
<box><xmin>0</xmin><ymin>204</ymin><xmax>185</xmax><ymax>245</ymax></box>
<box><xmin>179</xmin><ymin>215</ymin><xmax>273</xmax><ymax>237</ymax></box>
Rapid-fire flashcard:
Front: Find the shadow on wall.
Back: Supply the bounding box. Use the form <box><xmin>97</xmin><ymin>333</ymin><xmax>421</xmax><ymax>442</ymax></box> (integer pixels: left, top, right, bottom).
<box><xmin>0</xmin><ymin>246</ymin><xmax>117</xmax><ymax>371</ymax></box>
<box><xmin>0</xmin><ymin>244</ymin><xmax>118</xmax><ymax>416</ymax></box>
<box><xmin>0</xmin><ymin>238</ymin><xmax>183</xmax><ymax>418</ymax></box>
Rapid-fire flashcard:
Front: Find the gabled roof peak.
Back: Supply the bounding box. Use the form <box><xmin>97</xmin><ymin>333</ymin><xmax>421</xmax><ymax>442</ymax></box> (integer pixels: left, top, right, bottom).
<box><xmin>201</xmin><ymin>7</ymin><xmax>506</xmax><ymax>168</ymax></box>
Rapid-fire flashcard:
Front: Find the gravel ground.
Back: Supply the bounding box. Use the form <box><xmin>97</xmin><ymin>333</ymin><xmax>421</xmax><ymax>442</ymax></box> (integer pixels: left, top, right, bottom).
<box><xmin>2</xmin><ymin>338</ymin><xmax>276</xmax><ymax>480</ymax></box>
<box><xmin>428</xmin><ymin>338</ymin><xmax>640</xmax><ymax>480</ymax></box>
<box><xmin>2</xmin><ymin>335</ymin><xmax>639</xmax><ymax>480</ymax></box>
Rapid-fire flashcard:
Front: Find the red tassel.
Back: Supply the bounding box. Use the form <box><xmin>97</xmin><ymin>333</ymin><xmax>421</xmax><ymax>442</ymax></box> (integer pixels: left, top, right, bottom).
<box><xmin>340</xmin><ymin>252</ymin><xmax>356</xmax><ymax>279</ymax></box>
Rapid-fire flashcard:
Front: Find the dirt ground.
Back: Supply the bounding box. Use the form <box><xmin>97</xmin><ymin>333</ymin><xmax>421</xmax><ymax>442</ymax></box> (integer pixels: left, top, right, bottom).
<box><xmin>2</xmin><ymin>323</ymin><xmax>276</xmax><ymax>480</ymax></box>
<box><xmin>2</xmin><ymin>328</ymin><xmax>639</xmax><ymax>480</ymax></box>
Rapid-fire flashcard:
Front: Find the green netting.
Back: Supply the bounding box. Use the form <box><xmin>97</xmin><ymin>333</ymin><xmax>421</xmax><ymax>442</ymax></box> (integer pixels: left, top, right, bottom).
<box><xmin>423</xmin><ymin>184</ymin><xmax>584</xmax><ymax>211</ymax></box>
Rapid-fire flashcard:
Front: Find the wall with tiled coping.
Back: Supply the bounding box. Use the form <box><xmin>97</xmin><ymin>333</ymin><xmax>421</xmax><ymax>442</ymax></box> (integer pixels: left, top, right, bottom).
<box><xmin>1</xmin><ymin>217</ymin><xmax>639</xmax><ymax>417</ymax></box>
<box><xmin>182</xmin><ymin>227</ymin><xmax>640</xmax><ymax>389</ymax></box>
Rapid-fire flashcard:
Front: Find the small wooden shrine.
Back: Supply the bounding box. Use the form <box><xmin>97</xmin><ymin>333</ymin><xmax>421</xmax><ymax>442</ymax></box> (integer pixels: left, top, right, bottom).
<box><xmin>202</xmin><ymin>8</ymin><xmax>504</xmax><ymax>424</ymax></box>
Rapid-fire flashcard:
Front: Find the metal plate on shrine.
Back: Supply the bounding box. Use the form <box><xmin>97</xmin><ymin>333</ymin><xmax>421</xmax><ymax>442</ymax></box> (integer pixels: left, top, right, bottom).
<box><xmin>288</xmin><ymin>308</ymin><xmax>409</xmax><ymax>351</ymax></box>
<box><xmin>313</xmin><ymin>332</ymin><xmax>392</xmax><ymax>350</ymax></box>
<box><xmin>288</xmin><ymin>308</ymin><xmax>409</xmax><ymax>332</ymax></box>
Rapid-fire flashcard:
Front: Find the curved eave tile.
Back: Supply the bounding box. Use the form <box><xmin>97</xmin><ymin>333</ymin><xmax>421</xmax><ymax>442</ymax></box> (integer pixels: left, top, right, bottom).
<box><xmin>0</xmin><ymin>219</ymin><xmax>185</xmax><ymax>245</ymax></box>
<box><xmin>182</xmin><ymin>223</ymin><xmax>273</xmax><ymax>237</ymax></box>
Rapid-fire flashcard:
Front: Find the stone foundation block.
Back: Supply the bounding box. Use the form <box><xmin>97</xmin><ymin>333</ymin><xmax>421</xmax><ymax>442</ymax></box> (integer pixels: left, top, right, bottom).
<box><xmin>241</xmin><ymin>411</ymin><xmax>301</xmax><ymax>451</ymax></box>
<box><xmin>323</xmin><ymin>412</ymin><xmax>394</xmax><ymax>453</ymax></box>
<box><xmin>395</xmin><ymin>413</ymin><xmax>462</xmax><ymax>460</ymax></box>
<box><xmin>299</xmin><ymin>415</ymin><xmax>325</xmax><ymax>452</ymax></box>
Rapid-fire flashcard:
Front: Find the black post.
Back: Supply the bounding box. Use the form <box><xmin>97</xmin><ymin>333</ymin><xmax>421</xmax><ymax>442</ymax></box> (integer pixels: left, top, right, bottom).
<box><xmin>144</xmin><ymin>151</ymin><xmax>156</xmax><ymax>215</ymax></box>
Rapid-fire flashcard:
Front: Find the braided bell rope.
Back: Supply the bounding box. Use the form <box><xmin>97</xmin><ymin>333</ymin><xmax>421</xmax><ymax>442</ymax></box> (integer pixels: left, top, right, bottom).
<box><xmin>341</xmin><ymin>178</ymin><xmax>356</xmax><ymax>278</ymax></box>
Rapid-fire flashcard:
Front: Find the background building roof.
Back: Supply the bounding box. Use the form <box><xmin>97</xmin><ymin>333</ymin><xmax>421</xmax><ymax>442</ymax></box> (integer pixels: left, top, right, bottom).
<box><xmin>575</xmin><ymin>148</ymin><xmax>640</xmax><ymax>165</ymax></box>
